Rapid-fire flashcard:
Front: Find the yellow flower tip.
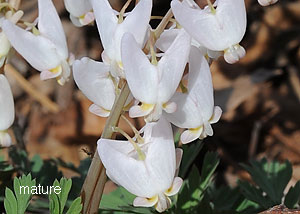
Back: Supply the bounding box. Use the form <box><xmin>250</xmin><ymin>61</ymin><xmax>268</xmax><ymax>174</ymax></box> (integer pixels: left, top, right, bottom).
<box><xmin>50</xmin><ymin>65</ymin><xmax>64</xmax><ymax>85</ymax></box>
<box><xmin>117</xmin><ymin>61</ymin><xmax>124</xmax><ymax>70</ymax></box>
<box><xmin>32</xmin><ymin>26</ymin><xmax>40</xmax><ymax>36</ymax></box>
<box><xmin>141</xmin><ymin>103</ymin><xmax>154</xmax><ymax>111</ymax></box>
<box><xmin>79</xmin><ymin>14</ymin><xmax>85</xmax><ymax>20</ymax></box>
<box><xmin>209</xmin><ymin>113</ymin><xmax>215</xmax><ymax>122</ymax></box>
<box><xmin>78</xmin><ymin>15</ymin><xmax>86</xmax><ymax>25</ymax></box>
<box><xmin>50</xmin><ymin>65</ymin><xmax>62</xmax><ymax>74</ymax></box>
<box><xmin>205</xmin><ymin>54</ymin><xmax>210</xmax><ymax>61</ymax></box>
<box><xmin>147</xmin><ymin>195</ymin><xmax>159</xmax><ymax>203</ymax></box>
<box><xmin>189</xmin><ymin>126</ymin><xmax>203</xmax><ymax>133</ymax></box>
<box><xmin>56</xmin><ymin>78</ymin><xmax>64</xmax><ymax>86</ymax></box>
<box><xmin>164</xmin><ymin>186</ymin><xmax>173</xmax><ymax>195</ymax></box>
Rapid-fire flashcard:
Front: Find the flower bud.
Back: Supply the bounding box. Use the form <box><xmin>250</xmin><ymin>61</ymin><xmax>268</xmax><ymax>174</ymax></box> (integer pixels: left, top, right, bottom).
<box><xmin>258</xmin><ymin>0</ymin><xmax>278</xmax><ymax>6</ymax></box>
<box><xmin>64</xmin><ymin>0</ymin><xmax>94</xmax><ymax>27</ymax></box>
<box><xmin>224</xmin><ymin>44</ymin><xmax>246</xmax><ymax>64</ymax></box>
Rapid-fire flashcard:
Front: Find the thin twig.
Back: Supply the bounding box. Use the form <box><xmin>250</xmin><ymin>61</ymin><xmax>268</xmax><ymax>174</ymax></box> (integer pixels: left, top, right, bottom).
<box><xmin>8</xmin><ymin>0</ymin><xmax>21</xmax><ymax>10</ymax></box>
<box><xmin>288</xmin><ymin>67</ymin><xmax>300</xmax><ymax>103</ymax></box>
<box><xmin>154</xmin><ymin>9</ymin><xmax>173</xmax><ymax>39</ymax></box>
<box><xmin>4</xmin><ymin>64</ymin><xmax>60</xmax><ymax>113</ymax></box>
<box><xmin>248</xmin><ymin>121</ymin><xmax>262</xmax><ymax>159</ymax></box>
<box><xmin>12</xmin><ymin>120</ymin><xmax>27</xmax><ymax>152</ymax></box>
<box><xmin>121</xmin><ymin>115</ymin><xmax>144</xmax><ymax>142</ymax></box>
<box><xmin>143</xmin><ymin>9</ymin><xmax>174</xmax><ymax>54</ymax></box>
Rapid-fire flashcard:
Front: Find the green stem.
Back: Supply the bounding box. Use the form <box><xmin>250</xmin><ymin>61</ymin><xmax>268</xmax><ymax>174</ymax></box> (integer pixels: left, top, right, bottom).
<box><xmin>80</xmin><ymin>83</ymin><xmax>130</xmax><ymax>214</ymax></box>
<box><xmin>118</xmin><ymin>0</ymin><xmax>133</xmax><ymax>24</ymax></box>
<box><xmin>112</xmin><ymin>126</ymin><xmax>145</xmax><ymax>161</ymax></box>
<box><xmin>206</xmin><ymin>0</ymin><xmax>216</xmax><ymax>14</ymax></box>
<box><xmin>120</xmin><ymin>115</ymin><xmax>144</xmax><ymax>143</ymax></box>
<box><xmin>143</xmin><ymin>9</ymin><xmax>173</xmax><ymax>54</ymax></box>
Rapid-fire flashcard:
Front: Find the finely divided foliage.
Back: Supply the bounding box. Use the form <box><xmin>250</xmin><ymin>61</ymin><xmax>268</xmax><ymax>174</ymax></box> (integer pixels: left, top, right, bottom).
<box><xmin>0</xmin><ymin>0</ymin><xmax>280</xmax><ymax>213</ymax></box>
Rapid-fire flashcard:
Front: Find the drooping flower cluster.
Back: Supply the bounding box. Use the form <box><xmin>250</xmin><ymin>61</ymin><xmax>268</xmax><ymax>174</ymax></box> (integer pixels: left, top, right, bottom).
<box><xmin>0</xmin><ymin>0</ymin><xmax>280</xmax><ymax>212</ymax></box>
<box><xmin>2</xmin><ymin>0</ymin><xmax>71</xmax><ymax>85</ymax></box>
<box><xmin>71</xmin><ymin>0</ymin><xmax>227</xmax><ymax>211</ymax></box>
<box><xmin>72</xmin><ymin>0</ymin><xmax>243</xmax><ymax>212</ymax></box>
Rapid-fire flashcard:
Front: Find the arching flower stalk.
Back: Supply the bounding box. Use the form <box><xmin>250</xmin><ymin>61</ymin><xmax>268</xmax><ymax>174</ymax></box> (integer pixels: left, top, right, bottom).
<box><xmin>0</xmin><ymin>74</ymin><xmax>14</xmax><ymax>147</ymax></box>
<box><xmin>2</xmin><ymin>0</ymin><xmax>71</xmax><ymax>85</ymax></box>
<box><xmin>171</xmin><ymin>0</ymin><xmax>247</xmax><ymax>64</ymax></box>
<box><xmin>122</xmin><ymin>30</ymin><xmax>191</xmax><ymax>122</ymax></box>
<box><xmin>64</xmin><ymin>0</ymin><xmax>94</xmax><ymax>27</ymax></box>
<box><xmin>165</xmin><ymin>47</ymin><xmax>222</xmax><ymax>144</ymax></box>
<box><xmin>98</xmin><ymin>117</ymin><xmax>183</xmax><ymax>213</ymax></box>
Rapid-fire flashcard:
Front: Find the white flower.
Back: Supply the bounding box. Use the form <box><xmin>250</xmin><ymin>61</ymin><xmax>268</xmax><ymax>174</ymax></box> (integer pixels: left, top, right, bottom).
<box><xmin>122</xmin><ymin>30</ymin><xmax>191</xmax><ymax>122</ymax></box>
<box><xmin>156</xmin><ymin>28</ymin><xmax>222</xmax><ymax>60</ymax></box>
<box><xmin>64</xmin><ymin>0</ymin><xmax>94</xmax><ymax>27</ymax></box>
<box><xmin>258</xmin><ymin>0</ymin><xmax>278</xmax><ymax>6</ymax></box>
<box><xmin>91</xmin><ymin>0</ymin><xmax>152</xmax><ymax>78</ymax></box>
<box><xmin>165</xmin><ymin>47</ymin><xmax>222</xmax><ymax>144</ymax></box>
<box><xmin>171</xmin><ymin>0</ymin><xmax>247</xmax><ymax>64</ymax></box>
<box><xmin>98</xmin><ymin>117</ymin><xmax>183</xmax><ymax>213</ymax></box>
<box><xmin>2</xmin><ymin>0</ymin><xmax>70</xmax><ymax>85</ymax></box>
<box><xmin>0</xmin><ymin>74</ymin><xmax>14</xmax><ymax>147</ymax></box>
<box><xmin>0</xmin><ymin>10</ymin><xmax>24</xmax><ymax>67</ymax></box>
<box><xmin>73</xmin><ymin>57</ymin><xmax>115</xmax><ymax>117</ymax></box>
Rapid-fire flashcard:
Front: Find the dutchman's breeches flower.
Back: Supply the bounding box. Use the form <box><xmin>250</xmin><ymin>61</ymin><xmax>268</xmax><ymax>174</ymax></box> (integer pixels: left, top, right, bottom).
<box><xmin>156</xmin><ymin>28</ymin><xmax>222</xmax><ymax>60</ymax></box>
<box><xmin>2</xmin><ymin>0</ymin><xmax>71</xmax><ymax>85</ymax></box>
<box><xmin>171</xmin><ymin>0</ymin><xmax>247</xmax><ymax>64</ymax></box>
<box><xmin>73</xmin><ymin>57</ymin><xmax>116</xmax><ymax>117</ymax></box>
<box><xmin>165</xmin><ymin>47</ymin><xmax>222</xmax><ymax>144</ymax></box>
<box><xmin>122</xmin><ymin>30</ymin><xmax>191</xmax><ymax>122</ymax></box>
<box><xmin>0</xmin><ymin>10</ymin><xmax>23</xmax><ymax>67</ymax></box>
<box><xmin>98</xmin><ymin>117</ymin><xmax>183</xmax><ymax>213</ymax></box>
<box><xmin>64</xmin><ymin>0</ymin><xmax>94</xmax><ymax>27</ymax></box>
<box><xmin>73</xmin><ymin>0</ymin><xmax>150</xmax><ymax>117</ymax></box>
<box><xmin>0</xmin><ymin>74</ymin><xmax>14</xmax><ymax>147</ymax></box>
<box><xmin>0</xmin><ymin>31</ymin><xmax>10</xmax><ymax>67</ymax></box>
<box><xmin>91</xmin><ymin>0</ymin><xmax>152</xmax><ymax>78</ymax></box>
